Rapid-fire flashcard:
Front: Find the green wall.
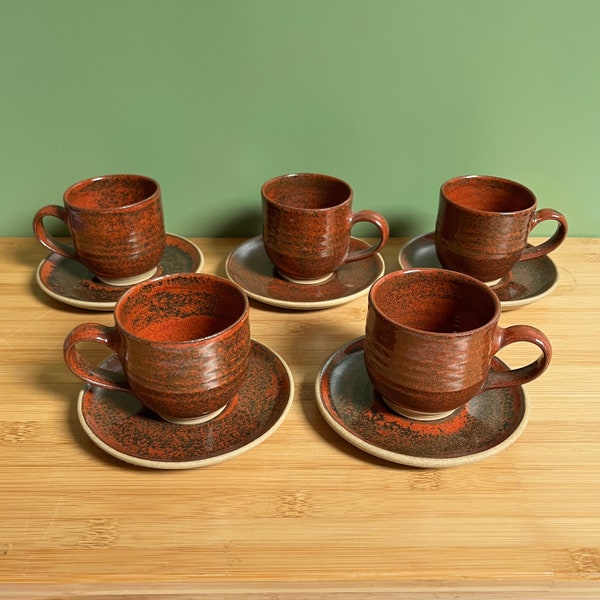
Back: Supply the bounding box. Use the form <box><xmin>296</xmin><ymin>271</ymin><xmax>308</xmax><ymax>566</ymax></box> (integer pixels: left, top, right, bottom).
<box><xmin>2</xmin><ymin>0</ymin><xmax>598</xmax><ymax>238</ymax></box>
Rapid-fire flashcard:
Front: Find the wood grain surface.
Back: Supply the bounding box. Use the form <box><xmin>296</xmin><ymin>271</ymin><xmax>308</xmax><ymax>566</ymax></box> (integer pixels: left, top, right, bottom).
<box><xmin>0</xmin><ymin>237</ymin><xmax>598</xmax><ymax>599</ymax></box>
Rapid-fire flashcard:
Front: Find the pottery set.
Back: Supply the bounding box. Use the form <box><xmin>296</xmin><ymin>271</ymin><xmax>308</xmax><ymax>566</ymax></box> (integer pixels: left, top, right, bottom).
<box><xmin>33</xmin><ymin>172</ymin><xmax>567</xmax><ymax>469</ymax></box>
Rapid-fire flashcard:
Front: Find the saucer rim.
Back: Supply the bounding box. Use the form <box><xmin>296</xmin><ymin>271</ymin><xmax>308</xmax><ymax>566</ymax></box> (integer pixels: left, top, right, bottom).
<box><xmin>36</xmin><ymin>233</ymin><xmax>205</xmax><ymax>311</ymax></box>
<box><xmin>225</xmin><ymin>235</ymin><xmax>385</xmax><ymax>310</ymax></box>
<box><xmin>398</xmin><ymin>232</ymin><xmax>559</xmax><ymax>310</ymax></box>
<box><xmin>315</xmin><ymin>336</ymin><xmax>529</xmax><ymax>469</ymax></box>
<box><xmin>77</xmin><ymin>339</ymin><xmax>294</xmax><ymax>469</ymax></box>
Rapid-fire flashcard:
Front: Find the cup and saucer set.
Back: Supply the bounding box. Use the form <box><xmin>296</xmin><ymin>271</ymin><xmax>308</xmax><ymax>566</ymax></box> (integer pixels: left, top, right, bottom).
<box><xmin>33</xmin><ymin>173</ymin><xmax>567</xmax><ymax>469</ymax></box>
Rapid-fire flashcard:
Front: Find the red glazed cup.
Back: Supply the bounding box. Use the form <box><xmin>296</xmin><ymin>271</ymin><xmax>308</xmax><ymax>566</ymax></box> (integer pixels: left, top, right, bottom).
<box><xmin>63</xmin><ymin>273</ymin><xmax>251</xmax><ymax>425</ymax></box>
<box><xmin>364</xmin><ymin>268</ymin><xmax>552</xmax><ymax>421</ymax></box>
<box><xmin>435</xmin><ymin>175</ymin><xmax>568</xmax><ymax>284</ymax></box>
<box><xmin>262</xmin><ymin>173</ymin><xmax>389</xmax><ymax>284</ymax></box>
<box><xmin>33</xmin><ymin>174</ymin><xmax>166</xmax><ymax>286</ymax></box>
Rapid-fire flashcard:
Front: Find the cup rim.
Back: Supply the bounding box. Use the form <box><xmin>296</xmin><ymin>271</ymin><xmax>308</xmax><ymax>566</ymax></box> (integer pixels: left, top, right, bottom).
<box><xmin>440</xmin><ymin>174</ymin><xmax>536</xmax><ymax>215</ymax></box>
<box><xmin>261</xmin><ymin>172</ymin><xmax>352</xmax><ymax>211</ymax></box>
<box><xmin>368</xmin><ymin>268</ymin><xmax>501</xmax><ymax>336</ymax></box>
<box><xmin>114</xmin><ymin>272</ymin><xmax>250</xmax><ymax>345</ymax></box>
<box><xmin>64</xmin><ymin>174</ymin><xmax>161</xmax><ymax>211</ymax></box>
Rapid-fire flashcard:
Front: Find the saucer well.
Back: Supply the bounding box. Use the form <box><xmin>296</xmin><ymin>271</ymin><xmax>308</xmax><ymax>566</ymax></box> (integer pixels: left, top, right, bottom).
<box><xmin>398</xmin><ymin>232</ymin><xmax>559</xmax><ymax>310</ymax></box>
<box><xmin>226</xmin><ymin>236</ymin><xmax>385</xmax><ymax>310</ymax></box>
<box><xmin>77</xmin><ymin>340</ymin><xmax>294</xmax><ymax>469</ymax></box>
<box><xmin>315</xmin><ymin>337</ymin><xmax>529</xmax><ymax>468</ymax></box>
<box><xmin>36</xmin><ymin>233</ymin><xmax>204</xmax><ymax>310</ymax></box>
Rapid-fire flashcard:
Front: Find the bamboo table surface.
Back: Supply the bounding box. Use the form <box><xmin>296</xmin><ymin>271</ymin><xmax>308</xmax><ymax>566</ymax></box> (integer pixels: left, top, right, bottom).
<box><xmin>0</xmin><ymin>236</ymin><xmax>599</xmax><ymax>599</ymax></box>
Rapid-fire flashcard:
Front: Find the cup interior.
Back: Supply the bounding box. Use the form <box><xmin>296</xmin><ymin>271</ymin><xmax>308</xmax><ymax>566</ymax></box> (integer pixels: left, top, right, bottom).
<box><xmin>443</xmin><ymin>176</ymin><xmax>535</xmax><ymax>213</ymax></box>
<box><xmin>66</xmin><ymin>175</ymin><xmax>159</xmax><ymax>210</ymax></box>
<box><xmin>116</xmin><ymin>274</ymin><xmax>248</xmax><ymax>343</ymax></box>
<box><xmin>262</xmin><ymin>173</ymin><xmax>350</xmax><ymax>209</ymax></box>
<box><xmin>371</xmin><ymin>270</ymin><xmax>498</xmax><ymax>334</ymax></box>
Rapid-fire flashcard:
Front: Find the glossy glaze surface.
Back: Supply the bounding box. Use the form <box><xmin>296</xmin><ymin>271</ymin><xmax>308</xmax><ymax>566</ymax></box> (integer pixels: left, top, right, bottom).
<box><xmin>364</xmin><ymin>269</ymin><xmax>551</xmax><ymax>418</ymax></box>
<box><xmin>64</xmin><ymin>273</ymin><xmax>251</xmax><ymax>422</ymax></box>
<box><xmin>36</xmin><ymin>233</ymin><xmax>203</xmax><ymax>310</ymax></box>
<box><xmin>78</xmin><ymin>341</ymin><xmax>293</xmax><ymax>468</ymax></box>
<box><xmin>261</xmin><ymin>173</ymin><xmax>388</xmax><ymax>282</ymax></box>
<box><xmin>33</xmin><ymin>174</ymin><xmax>166</xmax><ymax>282</ymax></box>
<box><xmin>399</xmin><ymin>232</ymin><xmax>559</xmax><ymax>309</ymax></box>
<box><xmin>226</xmin><ymin>236</ymin><xmax>385</xmax><ymax>309</ymax></box>
<box><xmin>435</xmin><ymin>175</ymin><xmax>567</xmax><ymax>282</ymax></box>
<box><xmin>316</xmin><ymin>337</ymin><xmax>528</xmax><ymax>468</ymax></box>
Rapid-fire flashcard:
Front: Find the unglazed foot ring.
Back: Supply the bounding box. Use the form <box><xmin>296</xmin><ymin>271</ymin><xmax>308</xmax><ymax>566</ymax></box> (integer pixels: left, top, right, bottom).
<box><xmin>159</xmin><ymin>403</ymin><xmax>228</xmax><ymax>426</ymax></box>
<box><xmin>278</xmin><ymin>271</ymin><xmax>334</xmax><ymax>285</ymax></box>
<box><xmin>381</xmin><ymin>397</ymin><xmax>459</xmax><ymax>421</ymax></box>
<box><xmin>98</xmin><ymin>267</ymin><xmax>158</xmax><ymax>287</ymax></box>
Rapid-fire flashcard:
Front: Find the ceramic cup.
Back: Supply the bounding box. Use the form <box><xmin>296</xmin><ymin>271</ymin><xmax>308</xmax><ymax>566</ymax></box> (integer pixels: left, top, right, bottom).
<box><xmin>435</xmin><ymin>175</ymin><xmax>568</xmax><ymax>284</ymax></box>
<box><xmin>63</xmin><ymin>273</ymin><xmax>251</xmax><ymax>425</ymax></box>
<box><xmin>363</xmin><ymin>268</ymin><xmax>552</xmax><ymax>421</ymax></box>
<box><xmin>33</xmin><ymin>174</ymin><xmax>166</xmax><ymax>286</ymax></box>
<box><xmin>261</xmin><ymin>173</ymin><xmax>389</xmax><ymax>284</ymax></box>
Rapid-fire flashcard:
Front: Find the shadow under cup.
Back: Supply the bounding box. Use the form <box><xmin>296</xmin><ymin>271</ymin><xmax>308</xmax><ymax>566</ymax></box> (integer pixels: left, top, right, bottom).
<box><xmin>364</xmin><ymin>269</ymin><xmax>551</xmax><ymax>421</ymax></box>
<box><xmin>63</xmin><ymin>273</ymin><xmax>251</xmax><ymax>425</ymax></box>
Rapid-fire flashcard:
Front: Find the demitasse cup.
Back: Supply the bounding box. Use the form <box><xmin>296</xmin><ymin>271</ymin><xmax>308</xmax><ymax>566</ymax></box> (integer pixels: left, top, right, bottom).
<box><xmin>33</xmin><ymin>174</ymin><xmax>166</xmax><ymax>286</ymax></box>
<box><xmin>63</xmin><ymin>273</ymin><xmax>251</xmax><ymax>425</ymax></box>
<box><xmin>261</xmin><ymin>173</ymin><xmax>389</xmax><ymax>284</ymax></box>
<box><xmin>435</xmin><ymin>175</ymin><xmax>568</xmax><ymax>284</ymax></box>
<box><xmin>364</xmin><ymin>268</ymin><xmax>552</xmax><ymax>421</ymax></box>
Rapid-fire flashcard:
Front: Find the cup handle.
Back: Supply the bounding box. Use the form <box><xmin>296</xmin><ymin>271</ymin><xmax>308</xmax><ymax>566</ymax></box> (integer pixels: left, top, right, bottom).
<box><xmin>484</xmin><ymin>324</ymin><xmax>552</xmax><ymax>390</ymax></box>
<box><xmin>63</xmin><ymin>323</ymin><xmax>130</xmax><ymax>392</ymax></box>
<box><xmin>32</xmin><ymin>205</ymin><xmax>78</xmax><ymax>259</ymax></box>
<box><xmin>519</xmin><ymin>208</ymin><xmax>568</xmax><ymax>261</ymax></box>
<box><xmin>345</xmin><ymin>210</ymin><xmax>390</xmax><ymax>263</ymax></box>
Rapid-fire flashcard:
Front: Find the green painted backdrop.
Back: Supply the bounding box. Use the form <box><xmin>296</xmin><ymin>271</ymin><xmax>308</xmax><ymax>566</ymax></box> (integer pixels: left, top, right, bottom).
<box><xmin>2</xmin><ymin>0</ymin><xmax>598</xmax><ymax>238</ymax></box>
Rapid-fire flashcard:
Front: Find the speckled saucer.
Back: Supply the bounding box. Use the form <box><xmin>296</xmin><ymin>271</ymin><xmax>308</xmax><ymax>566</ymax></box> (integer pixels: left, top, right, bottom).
<box><xmin>226</xmin><ymin>236</ymin><xmax>385</xmax><ymax>310</ymax></box>
<box><xmin>315</xmin><ymin>337</ymin><xmax>529</xmax><ymax>469</ymax></box>
<box><xmin>77</xmin><ymin>340</ymin><xmax>294</xmax><ymax>469</ymax></box>
<box><xmin>398</xmin><ymin>233</ymin><xmax>558</xmax><ymax>310</ymax></box>
<box><xmin>36</xmin><ymin>234</ymin><xmax>204</xmax><ymax>310</ymax></box>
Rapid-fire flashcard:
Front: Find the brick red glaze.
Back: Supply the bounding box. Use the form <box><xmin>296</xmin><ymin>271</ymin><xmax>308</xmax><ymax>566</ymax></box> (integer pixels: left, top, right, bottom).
<box><xmin>364</xmin><ymin>269</ymin><xmax>552</xmax><ymax>417</ymax></box>
<box><xmin>78</xmin><ymin>340</ymin><xmax>292</xmax><ymax>468</ymax></box>
<box><xmin>435</xmin><ymin>175</ymin><xmax>567</xmax><ymax>282</ymax></box>
<box><xmin>262</xmin><ymin>173</ymin><xmax>389</xmax><ymax>282</ymax></box>
<box><xmin>226</xmin><ymin>236</ymin><xmax>385</xmax><ymax>310</ymax></box>
<box><xmin>398</xmin><ymin>232</ymin><xmax>560</xmax><ymax>309</ymax></box>
<box><xmin>37</xmin><ymin>233</ymin><xmax>203</xmax><ymax>310</ymax></box>
<box><xmin>64</xmin><ymin>273</ymin><xmax>251</xmax><ymax>422</ymax></box>
<box><xmin>317</xmin><ymin>337</ymin><xmax>527</xmax><ymax>466</ymax></box>
<box><xmin>33</xmin><ymin>174</ymin><xmax>165</xmax><ymax>281</ymax></box>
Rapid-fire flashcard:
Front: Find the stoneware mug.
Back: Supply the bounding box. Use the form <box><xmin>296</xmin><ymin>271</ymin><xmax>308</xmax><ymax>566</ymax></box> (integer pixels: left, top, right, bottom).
<box><xmin>262</xmin><ymin>173</ymin><xmax>389</xmax><ymax>284</ymax></box>
<box><xmin>63</xmin><ymin>273</ymin><xmax>251</xmax><ymax>425</ymax></box>
<box><xmin>33</xmin><ymin>174</ymin><xmax>166</xmax><ymax>286</ymax></box>
<box><xmin>363</xmin><ymin>268</ymin><xmax>552</xmax><ymax>421</ymax></box>
<box><xmin>435</xmin><ymin>175</ymin><xmax>568</xmax><ymax>284</ymax></box>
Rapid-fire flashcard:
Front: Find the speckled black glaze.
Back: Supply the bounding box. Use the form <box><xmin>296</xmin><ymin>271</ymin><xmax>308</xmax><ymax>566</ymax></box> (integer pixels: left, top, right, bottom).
<box><xmin>225</xmin><ymin>236</ymin><xmax>385</xmax><ymax>310</ymax></box>
<box><xmin>33</xmin><ymin>174</ymin><xmax>166</xmax><ymax>281</ymax></box>
<box><xmin>261</xmin><ymin>173</ymin><xmax>388</xmax><ymax>282</ymax></box>
<box><xmin>78</xmin><ymin>340</ymin><xmax>293</xmax><ymax>468</ymax></box>
<box><xmin>36</xmin><ymin>234</ymin><xmax>203</xmax><ymax>310</ymax></box>
<box><xmin>64</xmin><ymin>273</ymin><xmax>251</xmax><ymax>421</ymax></box>
<box><xmin>435</xmin><ymin>175</ymin><xmax>567</xmax><ymax>282</ymax></box>
<box><xmin>316</xmin><ymin>337</ymin><xmax>528</xmax><ymax>467</ymax></box>
<box><xmin>399</xmin><ymin>232</ymin><xmax>559</xmax><ymax>309</ymax></box>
